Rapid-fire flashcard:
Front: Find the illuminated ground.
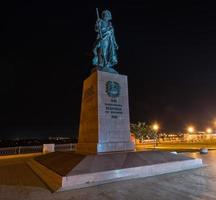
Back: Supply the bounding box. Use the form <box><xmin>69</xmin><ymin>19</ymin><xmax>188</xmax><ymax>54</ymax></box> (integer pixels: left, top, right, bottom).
<box><xmin>137</xmin><ymin>142</ymin><xmax>216</xmax><ymax>152</ymax></box>
<box><xmin>0</xmin><ymin>151</ymin><xmax>216</xmax><ymax>200</ymax></box>
<box><xmin>0</xmin><ymin>153</ymin><xmax>47</xmax><ymax>189</ymax></box>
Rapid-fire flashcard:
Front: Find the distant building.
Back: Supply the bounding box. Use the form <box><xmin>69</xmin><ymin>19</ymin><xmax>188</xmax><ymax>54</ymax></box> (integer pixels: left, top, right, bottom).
<box><xmin>184</xmin><ymin>132</ymin><xmax>216</xmax><ymax>142</ymax></box>
<box><xmin>48</xmin><ymin>136</ymin><xmax>71</xmax><ymax>140</ymax></box>
<box><xmin>158</xmin><ymin>132</ymin><xmax>183</xmax><ymax>142</ymax></box>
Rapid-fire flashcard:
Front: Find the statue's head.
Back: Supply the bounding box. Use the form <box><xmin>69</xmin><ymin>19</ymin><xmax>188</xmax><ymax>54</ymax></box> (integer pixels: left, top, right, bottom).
<box><xmin>102</xmin><ymin>10</ymin><xmax>112</xmax><ymax>21</ymax></box>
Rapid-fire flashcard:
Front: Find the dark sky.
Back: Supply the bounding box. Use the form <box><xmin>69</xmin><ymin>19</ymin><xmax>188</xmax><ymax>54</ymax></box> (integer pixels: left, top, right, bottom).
<box><xmin>1</xmin><ymin>0</ymin><xmax>216</xmax><ymax>139</ymax></box>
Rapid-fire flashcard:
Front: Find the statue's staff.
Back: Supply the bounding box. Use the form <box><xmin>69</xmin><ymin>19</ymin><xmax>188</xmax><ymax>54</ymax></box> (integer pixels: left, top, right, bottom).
<box><xmin>96</xmin><ymin>8</ymin><xmax>107</xmax><ymax>67</ymax></box>
<box><xmin>96</xmin><ymin>8</ymin><xmax>102</xmax><ymax>39</ymax></box>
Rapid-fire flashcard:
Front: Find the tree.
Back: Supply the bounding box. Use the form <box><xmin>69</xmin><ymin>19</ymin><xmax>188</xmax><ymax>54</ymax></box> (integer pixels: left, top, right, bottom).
<box><xmin>130</xmin><ymin>122</ymin><xmax>157</xmax><ymax>141</ymax></box>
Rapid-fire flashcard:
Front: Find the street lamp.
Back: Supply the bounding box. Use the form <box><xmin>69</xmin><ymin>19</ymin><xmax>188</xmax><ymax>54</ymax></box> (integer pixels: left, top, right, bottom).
<box><xmin>187</xmin><ymin>126</ymin><xmax>195</xmax><ymax>133</ymax></box>
<box><xmin>153</xmin><ymin>124</ymin><xmax>159</xmax><ymax>131</ymax></box>
<box><xmin>152</xmin><ymin>123</ymin><xmax>159</xmax><ymax>148</ymax></box>
<box><xmin>206</xmin><ymin>128</ymin><xmax>212</xmax><ymax>134</ymax></box>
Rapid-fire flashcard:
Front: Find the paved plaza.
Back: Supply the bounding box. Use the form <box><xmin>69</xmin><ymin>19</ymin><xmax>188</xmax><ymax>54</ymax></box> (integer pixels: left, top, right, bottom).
<box><xmin>0</xmin><ymin>151</ymin><xmax>216</xmax><ymax>200</ymax></box>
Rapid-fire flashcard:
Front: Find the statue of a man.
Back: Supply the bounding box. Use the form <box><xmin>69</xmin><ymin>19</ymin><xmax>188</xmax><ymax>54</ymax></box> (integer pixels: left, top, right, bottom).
<box><xmin>92</xmin><ymin>9</ymin><xmax>118</xmax><ymax>71</ymax></box>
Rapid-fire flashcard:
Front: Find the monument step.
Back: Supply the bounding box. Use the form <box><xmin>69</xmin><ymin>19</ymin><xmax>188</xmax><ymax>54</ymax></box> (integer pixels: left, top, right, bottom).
<box><xmin>28</xmin><ymin>151</ymin><xmax>203</xmax><ymax>192</ymax></box>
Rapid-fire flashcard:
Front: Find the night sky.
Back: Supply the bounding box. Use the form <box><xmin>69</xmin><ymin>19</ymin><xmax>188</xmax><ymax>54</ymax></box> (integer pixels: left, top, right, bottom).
<box><xmin>1</xmin><ymin>0</ymin><xmax>216</xmax><ymax>139</ymax></box>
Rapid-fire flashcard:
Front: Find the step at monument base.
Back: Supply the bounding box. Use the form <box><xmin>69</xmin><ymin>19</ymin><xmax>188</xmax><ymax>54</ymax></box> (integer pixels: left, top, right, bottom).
<box><xmin>28</xmin><ymin>151</ymin><xmax>203</xmax><ymax>192</ymax></box>
<box><xmin>77</xmin><ymin>142</ymin><xmax>135</xmax><ymax>154</ymax></box>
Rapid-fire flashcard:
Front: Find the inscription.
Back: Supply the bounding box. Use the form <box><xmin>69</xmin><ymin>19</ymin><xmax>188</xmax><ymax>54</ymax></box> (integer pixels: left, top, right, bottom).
<box><xmin>104</xmin><ymin>81</ymin><xmax>124</xmax><ymax>119</ymax></box>
<box><xmin>111</xmin><ymin>98</ymin><xmax>117</xmax><ymax>103</ymax></box>
<box><xmin>104</xmin><ymin>102</ymin><xmax>123</xmax><ymax>119</ymax></box>
<box><xmin>111</xmin><ymin>115</ymin><xmax>118</xmax><ymax>119</ymax></box>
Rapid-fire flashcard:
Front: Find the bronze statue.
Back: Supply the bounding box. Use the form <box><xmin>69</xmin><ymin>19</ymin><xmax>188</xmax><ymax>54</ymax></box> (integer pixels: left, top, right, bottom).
<box><xmin>92</xmin><ymin>9</ymin><xmax>118</xmax><ymax>73</ymax></box>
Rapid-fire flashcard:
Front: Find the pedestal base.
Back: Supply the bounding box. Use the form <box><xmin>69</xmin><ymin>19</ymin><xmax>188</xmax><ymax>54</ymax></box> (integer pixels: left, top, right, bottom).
<box><xmin>97</xmin><ymin>141</ymin><xmax>134</xmax><ymax>152</ymax></box>
<box><xmin>77</xmin><ymin>141</ymin><xmax>134</xmax><ymax>154</ymax></box>
<box><xmin>28</xmin><ymin>151</ymin><xmax>203</xmax><ymax>192</ymax></box>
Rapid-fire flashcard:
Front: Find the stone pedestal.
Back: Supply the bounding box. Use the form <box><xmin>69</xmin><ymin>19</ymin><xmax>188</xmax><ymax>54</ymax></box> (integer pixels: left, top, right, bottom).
<box><xmin>77</xmin><ymin>70</ymin><xmax>134</xmax><ymax>154</ymax></box>
<box><xmin>43</xmin><ymin>144</ymin><xmax>55</xmax><ymax>153</ymax></box>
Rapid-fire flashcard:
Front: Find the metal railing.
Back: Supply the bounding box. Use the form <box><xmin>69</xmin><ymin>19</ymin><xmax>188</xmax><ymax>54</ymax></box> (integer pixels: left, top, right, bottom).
<box><xmin>0</xmin><ymin>143</ymin><xmax>77</xmax><ymax>156</ymax></box>
<box><xmin>0</xmin><ymin>145</ymin><xmax>43</xmax><ymax>155</ymax></box>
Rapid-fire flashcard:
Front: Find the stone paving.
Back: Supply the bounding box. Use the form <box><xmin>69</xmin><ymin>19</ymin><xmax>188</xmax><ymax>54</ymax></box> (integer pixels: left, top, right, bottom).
<box><xmin>0</xmin><ymin>151</ymin><xmax>216</xmax><ymax>200</ymax></box>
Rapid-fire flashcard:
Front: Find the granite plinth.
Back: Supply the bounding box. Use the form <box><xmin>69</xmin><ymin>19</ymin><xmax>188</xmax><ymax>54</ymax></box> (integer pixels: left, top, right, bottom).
<box><xmin>91</xmin><ymin>66</ymin><xmax>118</xmax><ymax>74</ymax></box>
<box><xmin>77</xmin><ymin>70</ymin><xmax>134</xmax><ymax>154</ymax></box>
<box><xmin>28</xmin><ymin>151</ymin><xmax>203</xmax><ymax>192</ymax></box>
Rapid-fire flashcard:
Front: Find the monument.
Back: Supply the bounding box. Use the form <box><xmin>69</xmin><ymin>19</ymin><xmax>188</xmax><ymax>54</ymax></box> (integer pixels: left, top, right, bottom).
<box><xmin>77</xmin><ymin>10</ymin><xmax>133</xmax><ymax>153</ymax></box>
<box><xmin>77</xmin><ymin>9</ymin><xmax>134</xmax><ymax>154</ymax></box>
<box><xmin>29</xmin><ymin>9</ymin><xmax>203</xmax><ymax>192</ymax></box>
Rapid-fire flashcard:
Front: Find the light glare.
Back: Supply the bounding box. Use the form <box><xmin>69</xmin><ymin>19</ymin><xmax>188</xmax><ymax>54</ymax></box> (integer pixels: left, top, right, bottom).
<box><xmin>187</xmin><ymin>126</ymin><xmax>194</xmax><ymax>133</ymax></box>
